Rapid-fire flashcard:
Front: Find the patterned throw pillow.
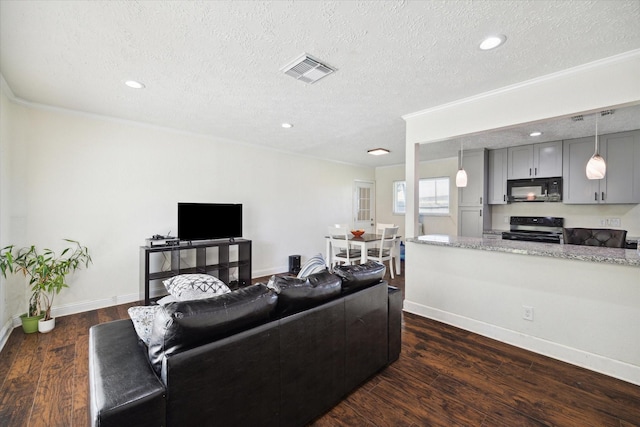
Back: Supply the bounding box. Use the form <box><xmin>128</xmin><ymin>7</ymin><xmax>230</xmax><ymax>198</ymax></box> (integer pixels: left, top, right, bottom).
<box><xmin>128</xmin><ymin>305</ymin><xmax>162</xmax><ymax>346</ymax></box>
<box><xmin>162</xmin><ymin>274</ymin><xmax>231</xmax><ymax>301</ymax></box>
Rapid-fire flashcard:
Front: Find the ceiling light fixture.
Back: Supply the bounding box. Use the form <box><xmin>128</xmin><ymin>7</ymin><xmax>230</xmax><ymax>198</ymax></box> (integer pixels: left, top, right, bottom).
<box><xmin>367</xmin><ymin>148</ymin><xmax>390</xmax><ymax>156</ymax></box>
<box><xmin>479</xmin><ymin>34</ymin><xmax>507</xmax><ymax>50</ymax></box>
<box><xmin>281</xmin><ymin>123</ymin><xmax>293</xmax><ymax>129</ymax></box>
<box><xmin>586</xmin><ymin>113</ymin><xmax>606</xmax><ymax>180</ymax></box>
<box><xmin>125</xmin><ymin>80</ymin><xmax>145</xmax><ymax>89</ymax></box>
<box><xmin>529</xmin><ymin>131</ymin><xmax>543</xmax><ymax>137</ymax></box>
<box><xmin>456</xmin><ymin>140</ymin><xmax>468</xmax><ymax>188</ymax></box>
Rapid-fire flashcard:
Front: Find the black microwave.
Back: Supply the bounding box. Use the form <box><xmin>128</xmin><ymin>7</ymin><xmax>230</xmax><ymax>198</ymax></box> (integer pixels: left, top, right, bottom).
<box><xmin>507</xmin><ymin>177</ymin><xmax>562</xmax><ymax>202</ymax></box>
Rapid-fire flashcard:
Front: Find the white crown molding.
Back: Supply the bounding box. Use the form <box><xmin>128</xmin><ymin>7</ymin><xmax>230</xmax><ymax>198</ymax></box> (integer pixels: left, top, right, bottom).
<box><xmin>402</xmin><ymin>49</ymin><xmax>640</xmax><ymax>120</ymax></box>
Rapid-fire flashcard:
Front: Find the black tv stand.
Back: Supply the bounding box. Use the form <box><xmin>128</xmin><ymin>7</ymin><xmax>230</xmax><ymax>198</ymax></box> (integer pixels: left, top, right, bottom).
<box><xmin>140</xmin><ymin>238</ymin><xmax>251</xmax><ymax>305</ymax></box>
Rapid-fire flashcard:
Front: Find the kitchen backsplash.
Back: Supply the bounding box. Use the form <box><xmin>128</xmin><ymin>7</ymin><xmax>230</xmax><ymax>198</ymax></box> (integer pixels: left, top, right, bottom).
<box><xmin>490</xmin><ymin>202</ymin><xmax>640</xmax><ymax>236</ymax></box>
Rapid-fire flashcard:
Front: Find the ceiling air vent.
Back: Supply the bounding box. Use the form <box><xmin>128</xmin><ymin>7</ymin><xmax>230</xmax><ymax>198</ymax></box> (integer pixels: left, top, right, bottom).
<box><xmin>280</xmin><ymin>53</ymin><xmax>336</xmax><ymax>84</ymax></box>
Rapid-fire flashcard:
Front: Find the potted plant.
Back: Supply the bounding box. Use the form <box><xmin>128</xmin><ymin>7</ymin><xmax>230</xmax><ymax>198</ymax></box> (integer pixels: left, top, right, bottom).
<box><xmin>0</xmin><ymin>239</ymin><xmax>92</xmax><ymax>333</ymax></box>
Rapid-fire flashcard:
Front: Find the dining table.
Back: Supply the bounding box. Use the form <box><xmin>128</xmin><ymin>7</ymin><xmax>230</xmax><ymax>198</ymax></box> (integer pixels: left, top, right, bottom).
<box><xmin>325</xmin><ymin>233</ymin><xmax>402</xmax><ymax>274</ymax></box>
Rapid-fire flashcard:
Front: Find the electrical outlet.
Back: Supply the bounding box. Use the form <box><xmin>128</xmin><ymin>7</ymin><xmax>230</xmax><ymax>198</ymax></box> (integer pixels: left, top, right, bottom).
<box><xmin>611</xmin><ymin>218</ymin><xmax>621</xmax><ymax>227</ymax></box>
<box><xmin>523</xmin><ymin>305</ymin><xmax>534</xmax><ymax>321</ymax></box>
<box><xmin>599</xmin><ymin>219</ymin><xmax>606</xmax><ymax>226</ymax></box>
<box><xmin>504</xmin><ymin>216</ymin><xmax>509</xmax><ymax>224</ymax></box>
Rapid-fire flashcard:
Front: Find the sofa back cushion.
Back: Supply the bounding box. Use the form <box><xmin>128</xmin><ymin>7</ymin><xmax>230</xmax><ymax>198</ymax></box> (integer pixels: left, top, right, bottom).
<box><xmin>333</xmin><ymin>261</ymin><xmax>386</xmax><ymax>293</ymax></box>
<box><xmin>267</xmin><ymin>270</ymin><xmax>342</xmax><ymax>315</ymax></box>
<box><xmin>148</xmin><ymin>284</ymin><xmax>277</xmax><ymax>375</ymax></box>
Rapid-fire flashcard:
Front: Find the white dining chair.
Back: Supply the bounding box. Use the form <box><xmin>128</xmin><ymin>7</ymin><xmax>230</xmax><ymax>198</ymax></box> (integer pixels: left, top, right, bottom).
<box><xmin>376</xmin><ymin>223</ymin><xmax>396</xmax><ymax>234</ymax></box>
<box><xmin>367</xmin><ymin>226</ymin><xmax>399</xmax><ymax>278</ymax></box>
<box><xmin>327</xmin><ymin>225</ymin><xmax>362</xmax><ymax>267</ymax></box>
<box><xmin>372</xmin><ymin>223</ymin><xmax>396</xmax><ymax>249</ymax></box>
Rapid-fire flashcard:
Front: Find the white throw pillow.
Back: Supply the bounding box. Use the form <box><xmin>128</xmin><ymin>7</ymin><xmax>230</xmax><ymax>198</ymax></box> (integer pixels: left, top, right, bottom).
<box><xmin>156</xmin><ymin>294</ymin><xmax>178</xmax><ymax>305</ymax></box>
<box><xmin>162</xmin><ymin>274</ymin><xmax>231</xmax><ymax>301</ymax></box>
<box><xmin>128</xmin><ymin>305</ymin><xmax>162</xmax><ymax>346</ymax></box>
<box><xmin>296</xmin><ymin>253</ymin><xmax>327</xmax><ymax>278</ymax></box>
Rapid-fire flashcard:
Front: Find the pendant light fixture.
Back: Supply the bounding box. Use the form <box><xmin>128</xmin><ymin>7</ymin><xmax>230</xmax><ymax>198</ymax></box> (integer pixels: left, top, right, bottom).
<box><xmin>456</xmin><ymin>140</ymin><xmax>468</xmax><ymax>188</ymax></box>
<box><xmin>586</xmin><ymin>113</ymin><xmax>606</xmax><ymax>180</ymax></box>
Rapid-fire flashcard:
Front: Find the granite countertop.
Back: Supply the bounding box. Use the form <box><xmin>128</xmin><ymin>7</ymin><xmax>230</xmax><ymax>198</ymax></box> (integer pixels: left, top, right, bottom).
<box><xmin>482</xmin><ymin>230</ymin><xmax>505</xmax><ymax>236</ymax></box>
<box><xmin>407</xmin><ymin>235</ymin><xmax>640</xmax><ymax>268</ymax></box>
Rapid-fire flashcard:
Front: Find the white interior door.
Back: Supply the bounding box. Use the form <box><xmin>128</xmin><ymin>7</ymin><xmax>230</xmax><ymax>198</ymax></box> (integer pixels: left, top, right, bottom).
<box><xmin>353</xmin><ymin>180</ymin><xmax>375</xmax><ymax>232</ymax></box>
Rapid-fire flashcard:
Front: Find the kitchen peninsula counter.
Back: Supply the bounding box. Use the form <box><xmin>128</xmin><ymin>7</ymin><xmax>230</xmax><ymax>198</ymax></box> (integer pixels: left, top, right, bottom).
<box><xmin>404</xmin><ymin>234</ymin><xmax>640</xmax><ymax>385</ymax></box>
<box><xmin>407</xmin><ymin>234</ymin><xmax>640</xmax><ymax>267</ymax></box>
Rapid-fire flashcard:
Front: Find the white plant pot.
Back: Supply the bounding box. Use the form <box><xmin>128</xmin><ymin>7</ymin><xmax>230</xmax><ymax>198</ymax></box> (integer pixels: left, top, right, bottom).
<box><xmin>38</xmin><ymin>317</ymin><xmax>55</xmax><ymax>333</ymax></box>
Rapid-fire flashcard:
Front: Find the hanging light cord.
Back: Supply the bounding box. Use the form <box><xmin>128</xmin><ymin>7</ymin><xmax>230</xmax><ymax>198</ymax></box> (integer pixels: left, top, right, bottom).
<box><xmin>594</xmin><ymin>115</ymin><xmax>599</xmax><ymax>155</ymax></box>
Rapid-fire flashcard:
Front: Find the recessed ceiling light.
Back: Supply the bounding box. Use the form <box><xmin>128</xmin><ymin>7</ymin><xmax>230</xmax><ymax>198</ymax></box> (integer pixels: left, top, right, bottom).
<box><xmin>367</xmin><ymin>148</ymin><xmax>390</xmax><ymax>156</ymax></box>
<box><xmin>281</xmin><ymin>123</ymin><xmax>293</xmax><ymax>129</ymax></box>
<box><xmin>479</xmin><ymin>35</ymin><xmax>506</xmax><ymax>50</ymax></box>
<box><xmin>125</xmin><ymin>80</ymin><xmax>145</xmax><ymax>89</ymax></box>
<box><xmin>529</xmin><ymin>131</ymin><xmax>543</xmax><ymax>137</ymax></box>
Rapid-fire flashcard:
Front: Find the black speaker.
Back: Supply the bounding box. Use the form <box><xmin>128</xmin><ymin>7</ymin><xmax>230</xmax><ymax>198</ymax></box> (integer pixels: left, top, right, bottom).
<box><xmin>288</xmin><ymin>255</ymin><xmax>301</xmax><ymax>274</ymax></box>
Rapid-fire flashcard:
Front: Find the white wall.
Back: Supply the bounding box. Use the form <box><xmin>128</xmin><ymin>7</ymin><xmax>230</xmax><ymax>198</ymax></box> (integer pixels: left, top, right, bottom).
<box><xmin>0</xmin><ymin>83</ymin><xmax>12</xmax><ymax>341</ymax></box>
<box><xmin>1</xmin><ymin>84</ymin><xmax>31</xmax><ymax>349</ymax></box>
<box><xmin>375</xmin><ymin>157</ymin><xmax>458</xmax><ymax>238</ymax></box>
<box><xmin>0</xmin><ymin>91</ymin><xmax>373</xmax><ymax>333</ymax></box>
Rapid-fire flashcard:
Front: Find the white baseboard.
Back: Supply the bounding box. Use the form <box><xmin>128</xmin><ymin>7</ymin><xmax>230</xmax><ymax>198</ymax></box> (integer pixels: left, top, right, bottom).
<box><xmin>4</xmin><ymin>292</ymin><xmax>142</xmax><ymax>332</ymax></box>
<box><xmin>403</xmin><ymin>300</ymin><xmax>640</xmax><ymax>387</ymax></box>
<box><xmin>0</xmin><ymin>269</ymin><xmax>288</xmax><ymax>353</ymax></box>
<box><xmin>0</xmin><ymin>319</ymin><xmax>14</xmax><ymax>354</ymax></box>
<box><xmin>253</xmin><ymin>266</ymin><xmax>287</xmax><ymax>279</ymax></box>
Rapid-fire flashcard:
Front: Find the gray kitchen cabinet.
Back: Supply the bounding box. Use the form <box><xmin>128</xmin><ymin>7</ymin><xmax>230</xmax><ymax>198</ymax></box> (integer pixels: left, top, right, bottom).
<box><xmin>458</xmin><ymin>206</ymin><xmax>486</xmax><ymax>238</ymax></box>
<box><xmin>601</xmin><ymin>131</ymin><xmax>640</xmax><ymax>203</ymax></box>
<box><xmin>458</xmin><ymin>149</ymin><xmax>491</xmax><ymax>237</ymax></box>
<box><xmin>488</xmin><ymin>148</ymin><xmax>508</xmax><ymax>204</ymax></box>
<box><xmin>507</xmin><ymin>141</ymin><xmax>563</xmax><ymax>179</ymax></box>
<box><xmin>563</xmin><ymin>136</ymin><xmax>597</xmax><ymax>203</ymax></box>
<box><xmin>507</xmin><ymin>145</ymin><xmax>532</xmax><ymax>179</ymax></box>
<box><xmin>563</xmin><ymin>130</ymin><xmax>640</xmax><ymax>204</ymax></box>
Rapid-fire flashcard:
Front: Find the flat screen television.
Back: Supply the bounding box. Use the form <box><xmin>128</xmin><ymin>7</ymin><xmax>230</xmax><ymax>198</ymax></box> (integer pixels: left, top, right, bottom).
<box><xmin>178</xmin><ymin>203</ymin><xmax>243</xmax><ymax>241</ymax></box>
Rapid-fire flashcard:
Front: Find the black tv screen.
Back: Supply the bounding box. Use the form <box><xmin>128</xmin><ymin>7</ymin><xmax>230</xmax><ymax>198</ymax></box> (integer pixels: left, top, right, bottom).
<box><xmin>178</xmin><ymin>203</ymin><xmax>242</xmax><ymax>241</ymax></box>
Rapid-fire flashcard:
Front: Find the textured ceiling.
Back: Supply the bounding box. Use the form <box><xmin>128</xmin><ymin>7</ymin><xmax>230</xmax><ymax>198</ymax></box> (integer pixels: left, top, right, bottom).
<box><xmin>1</xmin><ymin>0</ymin><xmax>639</xmax><ymax>167</ymax></box>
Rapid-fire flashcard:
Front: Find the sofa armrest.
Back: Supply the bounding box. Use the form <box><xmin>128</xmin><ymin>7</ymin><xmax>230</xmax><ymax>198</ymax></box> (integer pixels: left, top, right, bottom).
<box><xmin>387</xmin><ymin>285</ymin><xmax>402</xmax><ymax>363</ymax></box>
<box><xmin>89</xmin><ymin>320</ymin><xmax>166</xmax><ymax>427</ymax></box>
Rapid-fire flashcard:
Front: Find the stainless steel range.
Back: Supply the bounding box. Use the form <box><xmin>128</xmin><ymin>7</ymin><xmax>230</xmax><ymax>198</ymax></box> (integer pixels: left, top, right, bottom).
<box><xmin>501</xmin><ymin>216</ymin><xmax>564</xmax><ymax>244</ymax></box>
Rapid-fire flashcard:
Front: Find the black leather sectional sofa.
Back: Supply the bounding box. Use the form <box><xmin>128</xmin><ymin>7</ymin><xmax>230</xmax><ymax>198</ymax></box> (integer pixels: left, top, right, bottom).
<box><xmin>89</xmin><ymin>262</ymin><xmax>402</xmax><ymax>427</ymax></box>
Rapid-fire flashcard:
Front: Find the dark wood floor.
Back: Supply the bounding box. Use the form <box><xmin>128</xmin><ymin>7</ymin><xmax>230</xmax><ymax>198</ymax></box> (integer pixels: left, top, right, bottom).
<box><xmin>1</xmin><ymin>267</ymin><xmax>639</xmax><ymax>426</ymax></box>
